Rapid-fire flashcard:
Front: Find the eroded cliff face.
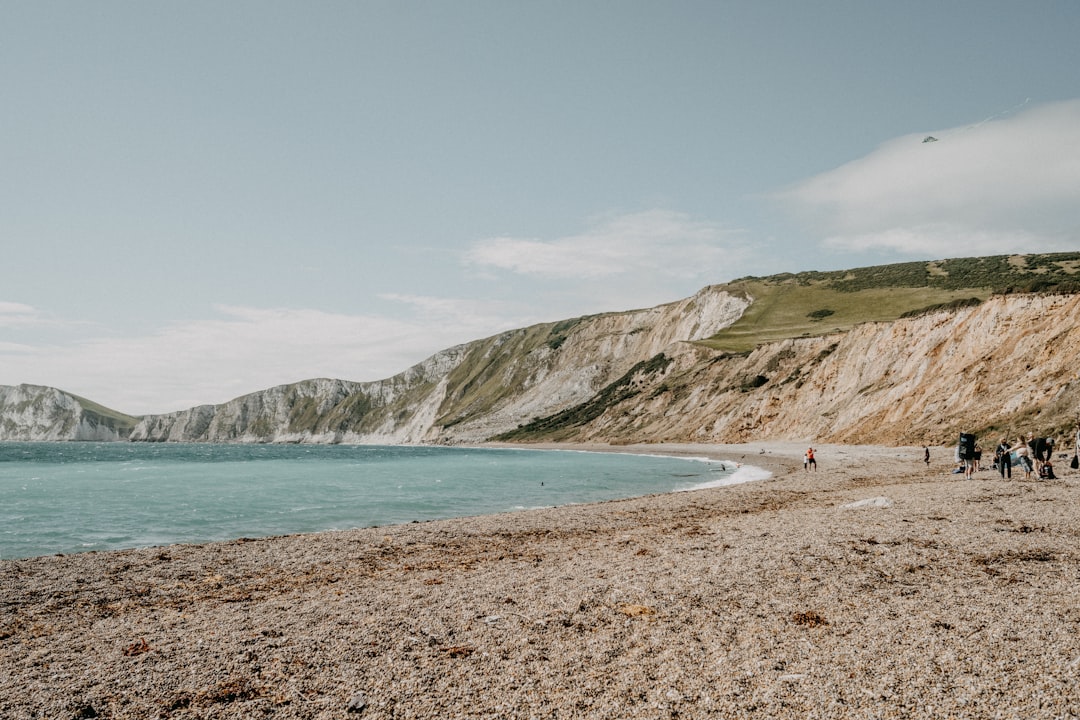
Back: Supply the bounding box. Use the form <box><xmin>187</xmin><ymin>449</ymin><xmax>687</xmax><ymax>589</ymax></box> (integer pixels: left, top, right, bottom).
<box><xmin>6</xmin><ymin>290</ymin><xmax>1078</xmax><ymax>446</ymax></box>
<box><xmin>422</xmin><ymin>286</ymin><xmax>750</xmax><ymax>443</ymax></box>
<box><xmin>0</xmin><ymin>385</ymin><xmax>136</xmax><ymax>441</ymax></box>
<box><xmin>544</xmin><ymin>293</ymin><xmax>1080</xmax><ymax>447</ymax></box>
<box><xmin>125</xmin><ymin>287</ymin><xmax>751</xmax><ymax>444</ymax></box>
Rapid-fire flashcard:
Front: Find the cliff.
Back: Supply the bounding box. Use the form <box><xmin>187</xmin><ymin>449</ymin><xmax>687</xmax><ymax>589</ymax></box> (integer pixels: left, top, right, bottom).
<box><xmin>504</xmin><ymin>292</ymin><xmax>1080</xmax><ymax>446</ymax></box>
<box><xmin>3</xmin><ymin>253</ymin><xmax>1079</xmax><ymax>447</ymax></box>
<box><xmin>125</xmin><ymin>286</ymin><xmax>749</xmax><ymax>444</ymax></box>
<box><xmin>0</xmin><ymin>385</ymin><xmax>138</xmax><ymax>441</ymax></box>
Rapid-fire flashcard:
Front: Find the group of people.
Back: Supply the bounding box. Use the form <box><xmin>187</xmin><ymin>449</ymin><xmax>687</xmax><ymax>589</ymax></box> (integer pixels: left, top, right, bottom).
<box><xmin>955</xmin><ymin>428</ymin><xmax>1079</xmax><ymax>480</ymax></box>
<box><xmin>992</xmin><ymin>435</ymin><xmax>1056</xmax><ymax>480</ymax></box>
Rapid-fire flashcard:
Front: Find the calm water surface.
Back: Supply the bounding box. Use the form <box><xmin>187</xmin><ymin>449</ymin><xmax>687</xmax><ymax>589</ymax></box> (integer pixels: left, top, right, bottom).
<box><xmin>0</xmin><ymin>443</ymin><xmax>753</xmax><ymax>559</ymax></box>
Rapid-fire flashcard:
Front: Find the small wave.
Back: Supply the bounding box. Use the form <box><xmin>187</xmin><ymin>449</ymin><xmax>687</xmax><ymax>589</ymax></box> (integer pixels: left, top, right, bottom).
<box><xmin>677</xmin><ymin>463</ymin><xmax>771</xmax><ymax>491</ymax></box>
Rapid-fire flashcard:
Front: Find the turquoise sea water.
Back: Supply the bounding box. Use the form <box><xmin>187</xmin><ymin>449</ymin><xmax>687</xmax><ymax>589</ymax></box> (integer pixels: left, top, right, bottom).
<box><xmin>0</xmin><ymin>443</ymin><xmax>756</xmax><ymax>560</ymax></box>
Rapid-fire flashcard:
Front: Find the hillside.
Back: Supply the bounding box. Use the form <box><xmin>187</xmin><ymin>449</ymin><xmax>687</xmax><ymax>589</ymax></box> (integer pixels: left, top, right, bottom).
<box><xmin>500</xmin><ymin>292</ymin><xmax>1080</xmax><ymax>446</ymax></box>
<box><xmin>702</xmin><ymin>253</ymin><xmax>1080</xmax><ymax>352</ymax></box>
<box><xmin>1</xmin><ymin>252</ymin><xmax>1078</xmax><ymax>446</ymax></box>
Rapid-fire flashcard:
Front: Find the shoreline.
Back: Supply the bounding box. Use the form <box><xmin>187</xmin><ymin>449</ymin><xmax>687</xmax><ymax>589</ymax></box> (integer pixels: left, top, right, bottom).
<box><xmin>482</xmin><ymin>441</ymin><xmax>779</xmax><ymax>490</ymax></box>
<box><xmin>4</xmin><ymin>442</ymin><xmax>1079</xmax><ymax>718</ymax></box>
<box><xmin>2</xmin><ymin>441</ymin><xmax>774</xmax><ymax>562</ymax></box>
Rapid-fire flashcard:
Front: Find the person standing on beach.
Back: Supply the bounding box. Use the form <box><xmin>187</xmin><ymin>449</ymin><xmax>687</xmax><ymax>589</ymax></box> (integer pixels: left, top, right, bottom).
<box><xmin>1073</xmin><ymin>422</ymin><xmax>1080</xmax><ymax>471</ymax></box>
<box><xmin>1011</xmin><ymin>437</ymin><xmax>1034</xmax><ymax>480</ymax></box>
<box><xmin>958</xmin><ymin>433</ymin><xmax>976</xmax><ymax>479</ymax></box>
<box><xmin>1028</xmin><ymin>435</ymin><xmax>1054</xmax><ymax>475</ymax></box>
<box><xmin>806</xmin><ymin>447</ymin><xmax>816</xmax><ymax>471</ymax></box>
<box><xmin>995</xmin><ymin>438</ymin><xmax>1012</xmax><ymax>479</ymax></box>
<box><xmin>924</xmin><ymin>446</ymin><xmax>930</xmax><ymax>467</ymax></box>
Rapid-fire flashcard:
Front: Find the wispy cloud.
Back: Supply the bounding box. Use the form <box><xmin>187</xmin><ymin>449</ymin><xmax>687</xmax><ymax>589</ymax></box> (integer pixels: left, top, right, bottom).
<box><xmin>780</xmin><ymin>99</ymin><xmax>1080</xmax><ymax>256</ymax></box>
<box><xmin>0</xmin><ymin>302</ymin><xmax>43</xmax><ymax>327</ymax></box>
<box><xmin>465</xmin><ymin>210</ymin><xmax>746</xmax><ymax>281</ymax></box>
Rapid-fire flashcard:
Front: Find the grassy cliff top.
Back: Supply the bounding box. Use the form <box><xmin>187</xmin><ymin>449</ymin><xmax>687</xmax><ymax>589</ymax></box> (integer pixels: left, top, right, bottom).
<box><xmin>69</xmin><ymin>393</ymin><xmax>141</xmax><ymax>427</ymax></box>
<box><xmin>701</xmin><ymin>253</ymin><xmax>1080</xmax><ymax>353</ymax></box>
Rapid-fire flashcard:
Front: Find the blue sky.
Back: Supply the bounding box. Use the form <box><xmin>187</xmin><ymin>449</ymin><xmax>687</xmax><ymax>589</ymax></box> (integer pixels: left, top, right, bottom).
<box><xmin>2</xmin><ymin>1</ymin><xmax>1078</xmax><ymax>414</ymax></box>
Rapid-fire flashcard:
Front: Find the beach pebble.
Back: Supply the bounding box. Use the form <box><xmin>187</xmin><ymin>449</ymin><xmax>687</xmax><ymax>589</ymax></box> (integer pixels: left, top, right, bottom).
<box><xmin>841</xmin><ymin>496</ymin><xmax>893</xmax><ymax>509</ymax></box>
<box><xmin>346</xmin><ymin>692</ymin><xmax>368</xmax><ymax>713</ymax></box>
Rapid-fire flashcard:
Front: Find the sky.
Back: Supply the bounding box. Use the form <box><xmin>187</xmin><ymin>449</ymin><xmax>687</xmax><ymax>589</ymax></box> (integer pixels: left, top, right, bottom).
<box><xmin>2</xmin><ymin>1</ymin><xmax>1079</xmax><ymax>415</ymax></box>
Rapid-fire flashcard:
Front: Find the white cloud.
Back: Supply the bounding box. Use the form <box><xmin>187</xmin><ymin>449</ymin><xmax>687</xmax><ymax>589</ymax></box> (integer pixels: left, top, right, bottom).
<box><xmin>781</xmin><ymin>99</ymin><xmax>1080</xmax><ymax>256</ymax></box>
<box><xmin>465</xmin><ymin>210</ymin><xmax>745</xmax><ymax>281</ymax></box>
<box><xmin>0</xmin><ymin>302</ymin><xmax>43</xmax><ymax>327</ymax></box>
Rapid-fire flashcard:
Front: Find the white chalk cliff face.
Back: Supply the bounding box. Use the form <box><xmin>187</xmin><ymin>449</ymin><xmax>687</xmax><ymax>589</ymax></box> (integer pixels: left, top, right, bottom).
<box><xmin>2</xmin><ymin>289</ymin><xmax>1078</xmax><ymax>446</ymax></box>
<box><xmin>0</xmin><ymin>385</ymin><xmax>136</xmax><ymax>441</ymax></box>
<box><xmin>124</xmin><ymin>286</ymin><xmax>751</xmax><ymax>444</ymax></box>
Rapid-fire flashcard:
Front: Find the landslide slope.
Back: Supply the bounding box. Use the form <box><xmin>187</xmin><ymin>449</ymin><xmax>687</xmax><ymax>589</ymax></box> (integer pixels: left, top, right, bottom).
<box><xmin>499</xmin><ymin>292</ymin><xmax>1080</xmax><ymax>446</ymax></box>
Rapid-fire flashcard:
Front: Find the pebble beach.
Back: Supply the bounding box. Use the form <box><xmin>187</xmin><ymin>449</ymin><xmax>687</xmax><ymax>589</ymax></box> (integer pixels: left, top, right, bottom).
<box><xmin>3</xmin><ymin>442</ymin><xmax>1079</xmax><ymax>719</ymax></box>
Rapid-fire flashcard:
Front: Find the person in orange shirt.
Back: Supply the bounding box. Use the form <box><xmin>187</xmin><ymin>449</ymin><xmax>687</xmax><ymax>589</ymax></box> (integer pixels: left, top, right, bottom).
<box><xmin>806</xmin><ymin>446</ymin><xmax>816</xmax><ymax>471</ymax></box>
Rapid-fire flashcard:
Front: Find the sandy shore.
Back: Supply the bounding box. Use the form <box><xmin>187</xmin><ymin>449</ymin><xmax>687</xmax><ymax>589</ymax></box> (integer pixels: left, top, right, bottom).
<box><xmin>3</xmin><ymin>442</ymin><xmax>1079</xmax><ymax>719</ymax></box>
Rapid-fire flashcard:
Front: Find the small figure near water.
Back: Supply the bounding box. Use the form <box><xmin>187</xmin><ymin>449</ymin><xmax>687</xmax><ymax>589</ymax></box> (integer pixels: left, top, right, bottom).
<box><xmin>923</xmin><ymin>445</ymin><xmax>930</xmax><ymax>467</ymax></box>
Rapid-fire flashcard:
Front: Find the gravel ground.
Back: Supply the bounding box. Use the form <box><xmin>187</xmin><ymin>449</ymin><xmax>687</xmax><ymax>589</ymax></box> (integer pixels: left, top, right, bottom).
<box><xmin>2</xmin><ymin>442</ymin><xmax>1079</xmax><ymax>719</ymax></box>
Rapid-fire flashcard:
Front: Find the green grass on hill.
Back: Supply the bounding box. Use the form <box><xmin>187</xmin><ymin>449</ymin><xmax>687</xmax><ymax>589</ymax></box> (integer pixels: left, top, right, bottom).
<box><xmin>69</xmin><ymin>393</ymin><xmax>141</xmax><ymax>426</ymax></box>
<box><xmin>700</xmin><ymin>283</ymin><xmax>987</xmax><ymax>353</ymax></box>
<box><xmin>700</xmin><ymin>253</ymin><xmax>1080</xmax><ymax>353</ymax></box>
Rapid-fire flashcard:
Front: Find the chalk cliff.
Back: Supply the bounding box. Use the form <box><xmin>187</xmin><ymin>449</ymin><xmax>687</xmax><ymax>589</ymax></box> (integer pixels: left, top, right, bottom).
<box><xmin>125</xmin><ymin>286</ymin><xmax>750</xmax><ymax>444</ymax></box>
<box><xmin>0</xmin><ymin>385</ymin><xmax>137</xmax><ymax>441</ymax></box>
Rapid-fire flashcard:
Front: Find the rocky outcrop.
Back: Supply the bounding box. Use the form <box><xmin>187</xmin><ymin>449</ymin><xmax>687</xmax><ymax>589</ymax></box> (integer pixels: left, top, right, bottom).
<box><xmin>0</xmin><ymin>385</ymin><xmax>137</xmax><ymax>441</ymax></box>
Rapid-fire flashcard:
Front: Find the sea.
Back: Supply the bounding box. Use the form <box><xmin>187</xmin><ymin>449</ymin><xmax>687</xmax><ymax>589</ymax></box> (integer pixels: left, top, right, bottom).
<box><xmin>0</xmin><ymin>443</ymin><xmax>766</xmax><ymax>560</ymax></box>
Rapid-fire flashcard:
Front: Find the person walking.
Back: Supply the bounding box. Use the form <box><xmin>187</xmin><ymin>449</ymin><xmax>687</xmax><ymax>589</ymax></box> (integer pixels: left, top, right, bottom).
<box><xmin>806</xmin><ymin>446</ymin><xmax>816</xmax><ymax>471</ymax></box>
<box><xmin>923</xmin><ymin>445</ymin><xmax>930</xmax><ymax>468</ymax></box>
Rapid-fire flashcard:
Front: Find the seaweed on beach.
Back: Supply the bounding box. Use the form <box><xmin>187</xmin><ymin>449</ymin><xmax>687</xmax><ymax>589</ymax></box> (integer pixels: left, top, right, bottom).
<box><xmin>791</xmin><ymin>610</ymin><xmax>829</xmax><ymax>627</ymax></box>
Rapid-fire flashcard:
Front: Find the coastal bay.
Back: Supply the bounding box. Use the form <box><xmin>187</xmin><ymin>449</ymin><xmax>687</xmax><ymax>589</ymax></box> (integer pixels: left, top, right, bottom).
<box><xmin>3</xmin><ymin>443</ymin><xmax>1078</xmax><ymax>718</ymax></box>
